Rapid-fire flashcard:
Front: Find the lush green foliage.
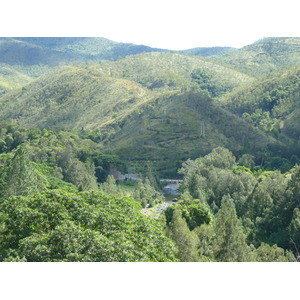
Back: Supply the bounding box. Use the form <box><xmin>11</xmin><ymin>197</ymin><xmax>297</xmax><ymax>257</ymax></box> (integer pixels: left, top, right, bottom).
<box><xmin>220</xmin><ymin>66</ymin><xmax>300</xmax><ymax>163</ymax></box>
<box><xmin>164</xmin><ymin>147</ymin><xmax>299</xmax><ymax>261</ymax></box>
<box><xmin>0</xmin><ymin>122</ymin><xmax>122</xmax><ymax>193</ymax></box>
<box><xmin>0</xmin><ymin>190</ymin><xmax>177</xmax><ymax>261</ymax></box>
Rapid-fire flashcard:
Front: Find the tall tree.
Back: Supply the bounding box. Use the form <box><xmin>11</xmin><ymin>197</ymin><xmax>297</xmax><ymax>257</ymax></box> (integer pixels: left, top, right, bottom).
<box><xmin>1</xmin><ymin>144</ymin><xmax>47</xmax><ymax>199</ymax></box>
<box><xmin>99</xmin><ymin>175</ymin><xmax>121</xmax><ymax>196</ymax></box>
<box><xmin>166</xmin><ymin>208</ymin><xmax>199</xmax><ymax>262</ymax></box>
<box><xmin>213</xmin><ymin>196</ymin><xmax>252</xmax><ymax>262</ymax></box>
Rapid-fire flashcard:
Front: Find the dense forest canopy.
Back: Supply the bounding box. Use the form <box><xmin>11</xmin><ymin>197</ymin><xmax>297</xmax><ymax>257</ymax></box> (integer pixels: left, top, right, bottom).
<box><xmin>0</xmin><ymin>37</ymin><xmax>299</xmax><ymax>262</ymax></box>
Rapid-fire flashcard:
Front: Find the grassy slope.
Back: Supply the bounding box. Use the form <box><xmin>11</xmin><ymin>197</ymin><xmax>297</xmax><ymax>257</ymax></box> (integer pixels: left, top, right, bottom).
<box><xmin>220</xmin><ymin>37</ymin><xmax>300</xmax><ymax>76</ymax></box>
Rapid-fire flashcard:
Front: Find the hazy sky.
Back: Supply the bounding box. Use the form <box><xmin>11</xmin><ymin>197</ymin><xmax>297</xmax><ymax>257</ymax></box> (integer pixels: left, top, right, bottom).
<box><xmin>4</xmin><ymin>0</ymin><xmax>300</xmax><ymax>50</ymax></box>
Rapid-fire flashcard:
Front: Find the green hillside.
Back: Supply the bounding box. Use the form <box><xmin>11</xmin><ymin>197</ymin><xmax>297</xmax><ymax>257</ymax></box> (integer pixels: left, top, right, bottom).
<box><xmin>220</xmin><ymin>37</ymin><xmax>300</xmax><ymax>76</ymax></box>
<box><xmin>0</xmin><ymin>52</ymin><xmax>254</xmax><ymax>131</ymax></box>
<box><xmin>0</xmin><ymin>65</ymin><xmax>33</xmax><ymax>96</ymax></box>
<box><xmin>221</xmin><ymin>66</ymin><xmax>300</xmax><ymax>139</ymax></box>
<box><xmin>179</xmin><ymin>46</ymin><xmax>236</xmax><ymax>58</ymax></box>
<box><xmin>0</xmin><ymin>65</ymin><xmax>156</xmax><ymax>130</ymax></box>
<box><xmin>105</xmin><ymin>92</ymin><xmax>283</xmax><ymax>176</ymax></box>
<box><xmin>13</xmin><ymin>37</ymin><xmax>89</xmax><ymax>49</ymax></box>
<box><xmin>0</xmin><ymin>59</ymin><xmax>278</xmax><ymax>176</ymax></box>
<box><xmin>0</xmin><ymin>38</ymin><xmax>83</xmax><ymax>67</ymax></box>
<box><xmin>5</xmin><ymin>37</ymin><xmax>300</xmax><ymax>80</ymax></box>
<box><xmin>0</xmin><ymin>37</ymin><xmax>171</xmax><ymax>78</ymax></box>
<box><xmin>94</xmin><ymin>52</ymin><xmax>254</xmax><ymax>97</ymax></box>
<box><xmin>13</xmin><ymin>37</ymin><xmax>169</xmax><ymax>61</ymax></box>
<box><xmin>52</xmin><ymin>37</ymin><xmax>168</xmax><ymax>60</ymax></box>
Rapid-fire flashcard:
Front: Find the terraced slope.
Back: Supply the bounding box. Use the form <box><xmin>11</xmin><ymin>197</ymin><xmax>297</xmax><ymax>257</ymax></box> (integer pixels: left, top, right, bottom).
<box><xmin>105</xmin><ymin>92</ymin><xmax>283</xmax><ymax>176</ymax></box>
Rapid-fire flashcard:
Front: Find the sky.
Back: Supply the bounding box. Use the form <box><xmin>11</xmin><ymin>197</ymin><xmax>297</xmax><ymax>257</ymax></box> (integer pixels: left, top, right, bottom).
<box><xmin>3</xmin><ymin>0</ymin><xmax>300</xmax><ymax>50</ymax></box>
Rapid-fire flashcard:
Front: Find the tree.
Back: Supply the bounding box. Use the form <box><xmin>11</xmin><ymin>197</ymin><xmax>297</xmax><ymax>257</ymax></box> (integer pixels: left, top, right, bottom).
<box><xmin>165</xmin><ymin>208</ymin><xmax>199</xmax><ymax>261</ymax></box>
<box><xmin>1</xmin><ymin>144</ymin><xmax>47</xmax><ymax>199</ymax></box>
<box><xmin>238</xmin><ymin>154</ymin><xmax>255</xmax><ymax>170</ymax></box>
<box><xmin>99</xmin><ymin>175</ymin><xmax>121</xmax><ymax>196</ymax></box>
<box><xmin>213</xmin><ymin>196</ymin><xmax>252</xmax><ymax>262</ymax></box>
<box><xmin>288</xmin><ymin>208</ymin><xmax>300</xmax><ymax>259</ymax></box>
<box><xmin>59</xmin><ymin>148</ymin><xmax>98</xmax><ymax>191</ymax></box>
<box><xmin>178</xmin><ymin>147</ymin><xmax>236</xmax><ymax>204</ymax></box>
<box><xmin>133</xmin><ymin>178</ymin><xmax>164</xmax><ymax>208</ymax></box>
<box><xmin>285</xmin><ymin>167</ymin><xmax>300</xmax><ymax>220</ymax></box>
<box><xmin>201</xmin><ymin>147</ymin><xmax>236</xmax><ymax>170</ymax></box>
<box><xmin>254</xmin><ymin>243</ymin><xmax>296</xmax><ymax>262</ymax></box>
<box><xmin>0</xmin><ymin>190</ymin><xmax>177</xmax><ymax>262</ymax></box>
<box><xmin>193</xmin><ymin>223</ymin><xmax>215</xmax><ymax>261</ymax></box>
<box><xmin>164</xmin><ymin>199</ymin><xmax>212</xmax><ymax>231</ymax></box>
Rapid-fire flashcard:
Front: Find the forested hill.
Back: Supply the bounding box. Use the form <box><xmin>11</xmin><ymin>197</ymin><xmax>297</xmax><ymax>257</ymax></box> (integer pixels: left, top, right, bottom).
<box><xmin>0</xmin><ymin>65</ymin><xmax>32</xmax><ymax>96</ymax></box>
<box><xmin>0</xmin><ymin>38</ymin><xmax>84</xmax><ymax>66</ymax></box>
<box><xmin>1</xmin><ymin>37</ymin><xmax>169</xmax><ymax>77</ymax></box>
<box><xmin>13</xmin><ymin>37</ymin><xmax>168</xmax><ymax>59</ymax></box>
<box><xmin>93</xmin><ymin>52</ymin><xmax>253</xmax><ymax>95</ymax></box>
<box><xmin>0</xmin><ymin>47</ymin><xmax>299</xmax><ymax>176</ymax></box>
<box><xmin>220</xmin><ymin>66</ymin><xmax>300</xmax><ymax>142</ymax></box>
<box><xmin>3</xmin><ymin>36</ymin><xmax>300</xmax><ymax>80</ymax></box>
<box><xmin>0</xmin><ymin>52</ymin><xmax>261</xmax><ymax>176</ymax></box>
<box><xmin>179</xmin><ymin>46</ymin><xmax>236</xmax><ymax>58</ymax></box>
<box><xmin>105</xmin><ymin>91</ymin><xmax>284</xmax><ymax>176</ymax></box>
<box><xmin>0</xmin><ymin>52</ymin><xmax>253</xmax><ymax>131</ymax></box>
<box><xmin>0</xmin><ymin>37</ymin><xmax>167</xmax><ymax>78</ymax></box>
<box><xmin>220</xmin><ymin>37</ymin><xmax>300</xmax><ymax>76</ymax></box>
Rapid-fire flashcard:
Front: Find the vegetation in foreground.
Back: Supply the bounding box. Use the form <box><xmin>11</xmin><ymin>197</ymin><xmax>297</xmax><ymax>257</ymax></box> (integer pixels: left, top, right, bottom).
<box><xmin>0</xmin><ymin>126</ymin><xmax>299</xmax><ymax>261</ymax></box>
